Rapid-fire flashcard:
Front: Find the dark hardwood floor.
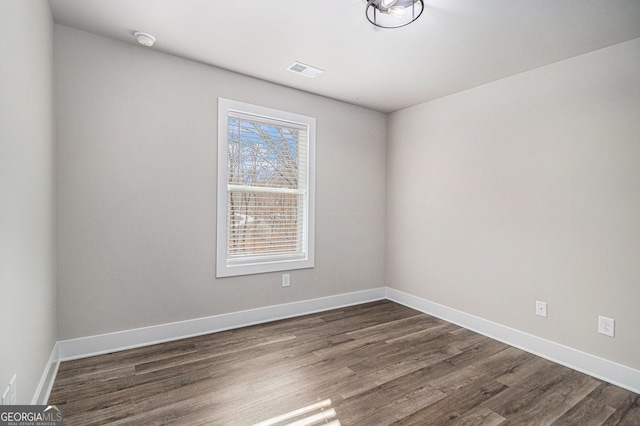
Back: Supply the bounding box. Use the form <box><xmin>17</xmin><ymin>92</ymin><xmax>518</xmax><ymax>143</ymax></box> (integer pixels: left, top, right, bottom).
<box><xmin>49</xmin><ymin>300</ymin><xmax>640</xmax><ymax>425</ymax></box>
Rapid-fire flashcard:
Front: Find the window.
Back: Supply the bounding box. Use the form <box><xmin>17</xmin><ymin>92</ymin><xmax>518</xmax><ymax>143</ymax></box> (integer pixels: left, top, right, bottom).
<box><xmin>216</xmin><ymin>98</ymin><xmax>316</xmax><ymax>277</ymax></box>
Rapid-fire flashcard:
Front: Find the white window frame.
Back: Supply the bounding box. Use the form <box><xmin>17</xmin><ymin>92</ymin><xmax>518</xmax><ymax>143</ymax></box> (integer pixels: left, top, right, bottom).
<box><xmin>216</xmin><ymin>98</ymin><xmax>316</xmax><ymax>277</ymax></box>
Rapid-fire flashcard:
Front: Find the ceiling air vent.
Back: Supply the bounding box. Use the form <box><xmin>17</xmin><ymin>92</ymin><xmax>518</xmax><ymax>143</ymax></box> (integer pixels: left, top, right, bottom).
<box><xmin>287</xmin><ymin>62</ymin><xmax>324</xmax><ymax>79</ymax></box>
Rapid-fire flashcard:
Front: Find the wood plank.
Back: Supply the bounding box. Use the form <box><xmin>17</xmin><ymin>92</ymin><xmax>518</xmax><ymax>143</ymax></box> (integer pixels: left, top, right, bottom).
<box><xmin>450</xmin><ymin>406</ymin><xmax>506</xmax><ymax>426</ymax></box>
<box><xmin>393</xmin><ymin>375</ymin><xmax>508</xmax><ymax>425</ymax></box>
<box><xmin>499</xmin><ymin>369</ymin><xmax>601</xmax><ymax>425</ymax></box>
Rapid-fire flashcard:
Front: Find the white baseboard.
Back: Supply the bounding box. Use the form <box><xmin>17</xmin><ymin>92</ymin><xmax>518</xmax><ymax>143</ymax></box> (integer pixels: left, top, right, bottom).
<box><xmin>32</xmin><ymin>342</ymin><xmax>60</xmax><ymax>405</ymax></box>
<box><xmin>385</xmin><ymin>287</ymin><xmax>640</xmax><ymax>395</ymax></box>
<box><xmin>46</xmin><ymin>286</ymin><xmax>638</xmax><ymax>404</ymax></box>
<box><xmin>57</xmin><ymin>288</ymin><xmax>386</xmax><ymax>361</ymax></box>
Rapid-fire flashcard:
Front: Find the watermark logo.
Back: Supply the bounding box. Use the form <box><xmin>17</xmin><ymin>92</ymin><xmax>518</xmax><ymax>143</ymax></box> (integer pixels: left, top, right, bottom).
<box><xmin>0</xmin><ymin>405</ymin><xmax>63</xmax><ymax>426</ymax></box>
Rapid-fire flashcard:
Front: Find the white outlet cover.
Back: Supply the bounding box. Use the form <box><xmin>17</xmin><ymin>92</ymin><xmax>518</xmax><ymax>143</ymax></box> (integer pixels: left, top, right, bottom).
<box><xmin>282</xmin><ymin>273</ymin><xmax>290</xmax><ymax>287</ymax></box>
<box><xmin>536</xmin><ymin>301</ymin><xmax>548</xmax><ymax>318</ymax></box>
<box><xmin>598</xmin><ymin>315</ymin><xmax>615</xmax><ymax>337</ymax></box>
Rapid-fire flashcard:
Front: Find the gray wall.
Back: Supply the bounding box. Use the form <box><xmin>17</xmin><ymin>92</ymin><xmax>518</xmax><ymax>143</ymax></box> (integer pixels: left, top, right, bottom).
<box><xmin>387</xmin><ymin>38</ymin><xmax>640</xmax><ymax>369</ymax></box>
<box><xmin>0</xmin><ymin>1</ymin><xmax>57</xmax><ymax>404</ymax></box>
<box><xmin>55</xmin><ymin>25</ymin><xmax>387</xmax><ymax>339</ymax></box>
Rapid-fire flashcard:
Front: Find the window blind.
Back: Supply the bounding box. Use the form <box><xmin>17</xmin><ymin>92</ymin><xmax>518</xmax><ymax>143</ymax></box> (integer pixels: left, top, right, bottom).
<box><xmin>226</xmin><ymin>111</ymin><xmax>309</xmax><ymax>264</ymax></box>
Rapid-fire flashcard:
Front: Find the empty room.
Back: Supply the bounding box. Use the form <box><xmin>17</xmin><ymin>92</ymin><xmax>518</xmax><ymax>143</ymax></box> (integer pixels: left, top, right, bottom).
<box><xmin>1</xmin><ymin>0</ymin><xmax>639</xmax><ymax>424</ymax></box>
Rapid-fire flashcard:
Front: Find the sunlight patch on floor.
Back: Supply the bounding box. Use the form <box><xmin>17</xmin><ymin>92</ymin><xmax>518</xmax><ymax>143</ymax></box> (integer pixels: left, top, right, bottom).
<box><xmin>253</xmin><ymin>398</ymin><xmax>340</xmax><ymax>426</ymax></box>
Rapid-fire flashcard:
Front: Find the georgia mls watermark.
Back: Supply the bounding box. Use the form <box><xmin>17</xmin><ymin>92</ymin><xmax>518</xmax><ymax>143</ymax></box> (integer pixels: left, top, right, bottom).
<box><xmin>0</xmin><ymin>405</ymin><xmax>63</xmax><ymax>426</ymax></box>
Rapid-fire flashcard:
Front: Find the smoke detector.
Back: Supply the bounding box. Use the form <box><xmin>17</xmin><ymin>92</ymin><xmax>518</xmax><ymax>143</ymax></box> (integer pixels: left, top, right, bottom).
<box><xmin>287</xmin><ymin>62</ymin><xmax>324</xmax><ymax>79</ymax></box>
<box><xmin>134</xmin><ymin>32</ymin><xmax>156</xmax><ymax>47</ymax></box>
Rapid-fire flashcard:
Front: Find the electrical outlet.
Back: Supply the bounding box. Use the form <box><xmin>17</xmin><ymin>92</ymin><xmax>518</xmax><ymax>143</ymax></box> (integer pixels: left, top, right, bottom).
<box><xmin>536</xmin><ymin>301</ymin><xmax>547</xmax><ymax>317</ymax></box>
<box><xmin>9</xmin><ymin>375</ymin><xmax>16</xmax><ymax>405</ymax></box>
<box><xmin>598</xmin><ymin>315</ymin><xmax>615</xmax><ymax>337</ymax></box>
<box><xmin>2</xmin><ymin>386</ymin><xmax>9</xmax><ymax>405</ymax></box>
<box><xmin>282</xmin><ymin>273</ymin><xmax>290</xmax><ymax>287</ymax></box>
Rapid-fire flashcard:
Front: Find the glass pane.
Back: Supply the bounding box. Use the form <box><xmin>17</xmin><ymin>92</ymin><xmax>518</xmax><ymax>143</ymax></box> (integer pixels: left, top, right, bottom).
<box><xmin>228</xmin><ymin>118</ymin><xmax>299</xmax><ymax>189</ymax></box>
<box><xmin>228</xmin><ymin>191</ymin><xmax>302</xmax><ymax>257</ymax></box>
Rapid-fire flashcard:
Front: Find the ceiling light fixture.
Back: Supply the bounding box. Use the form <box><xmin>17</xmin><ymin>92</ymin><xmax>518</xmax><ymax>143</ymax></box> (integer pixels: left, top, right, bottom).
<box><xmin>133</xmin><ymin>31</ymin><xmax>156</xmax><ymax>47</ymax></box>
<box><xmin>366</xmin><ymin>0</ymin><xmax>423</xmax><ymax>29</ymax></box>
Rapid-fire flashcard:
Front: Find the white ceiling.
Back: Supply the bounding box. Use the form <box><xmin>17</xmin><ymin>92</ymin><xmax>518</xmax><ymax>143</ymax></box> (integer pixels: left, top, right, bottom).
<box><xmin>48</xmin><ymin>0</ymin><xmax>640</xmax><ymax>113</ymax></box>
